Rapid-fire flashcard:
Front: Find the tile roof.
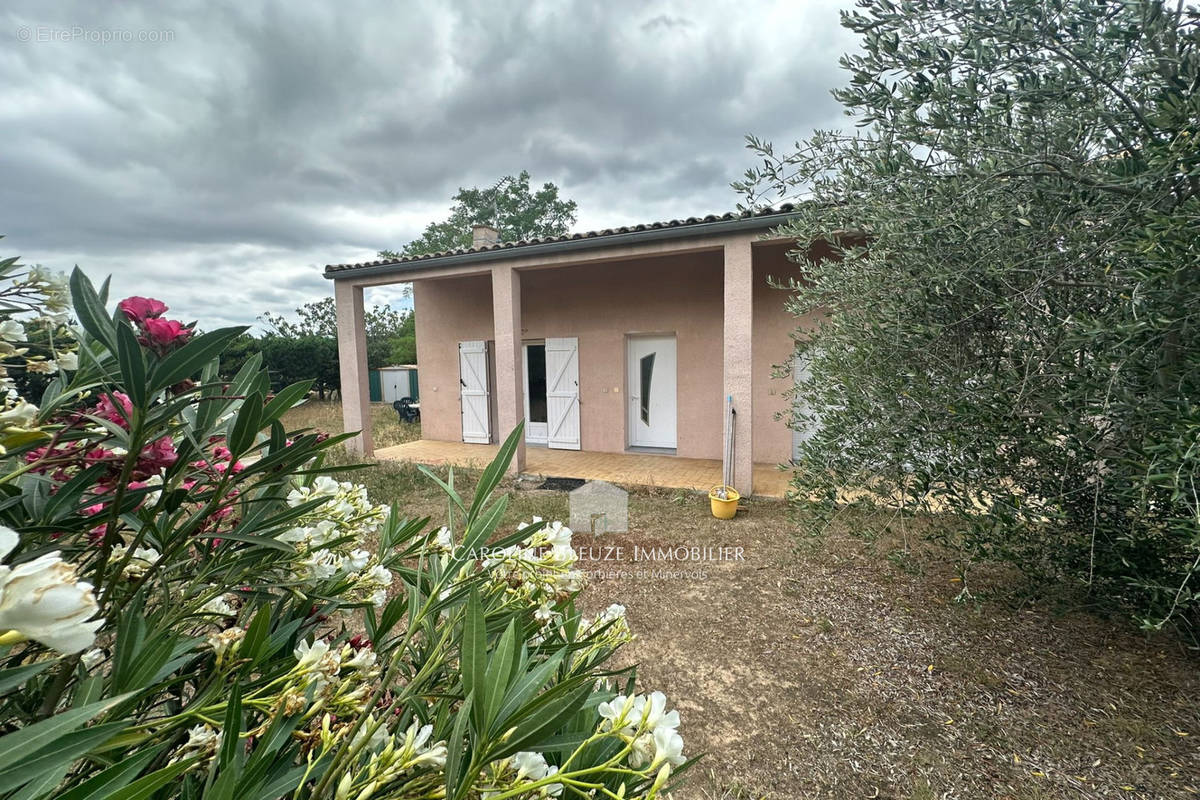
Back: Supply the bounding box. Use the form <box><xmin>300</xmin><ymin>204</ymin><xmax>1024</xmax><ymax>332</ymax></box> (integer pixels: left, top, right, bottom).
<box><xmin>324</xmin><ymin>203</ymin><xmax>797</xmax><ymax>278</ymax></box>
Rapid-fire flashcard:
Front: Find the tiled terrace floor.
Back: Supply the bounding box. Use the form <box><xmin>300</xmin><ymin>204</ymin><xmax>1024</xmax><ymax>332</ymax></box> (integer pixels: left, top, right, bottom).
<box><xmin>374</xmin><ymin>439</ymin><xmax>792</xmax><ymax>498</ymax></box>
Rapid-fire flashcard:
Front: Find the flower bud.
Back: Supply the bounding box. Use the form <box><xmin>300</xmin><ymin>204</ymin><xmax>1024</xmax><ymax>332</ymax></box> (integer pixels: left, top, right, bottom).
<box><xmin>335</xmin><ymin>772</ymin><xmax>354</xmax><ymax>800</ymax></box>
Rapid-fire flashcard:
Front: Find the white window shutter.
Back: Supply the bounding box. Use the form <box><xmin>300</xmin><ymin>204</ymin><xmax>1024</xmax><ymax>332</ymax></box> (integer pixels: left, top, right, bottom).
<box><xmin>459</xmin><ymin>341</ymin><xmax>490</xmax><ymax>444</ymax></box>
<box><xmin>545</xmin><ymin>337</ymin><xmax>580</xmax><ymax>450</ymax></box>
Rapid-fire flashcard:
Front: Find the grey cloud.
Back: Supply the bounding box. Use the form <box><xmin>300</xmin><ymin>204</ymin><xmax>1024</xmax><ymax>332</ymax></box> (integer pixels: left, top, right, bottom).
<box><xmin>0</xmin><ymin>0</ymin><xmax>858</xmax><ymax>329</ymax></box>
<box><xmin>641</xmin><ymin>15</ymin><xmax>695</xmax><ymax>32</ymax></box>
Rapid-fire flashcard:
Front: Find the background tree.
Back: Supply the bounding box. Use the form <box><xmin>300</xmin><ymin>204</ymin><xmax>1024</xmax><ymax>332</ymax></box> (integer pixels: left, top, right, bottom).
<box><xmin>260</xmin><ymin>297</ymin><xmax>407</xmax><ymax>342</ymax></box>
<box><xmin>388</xmin><ymin>311</ymin><xmax>417</xmax><ymax>364</ymax></box>
<box><xmin>737</xmin><ymin>0</ymin><xmax>1199</xmax><ymax>631</ymax></box>
<box><xmin>378</xmin><ymin>170</ymin><xmax>577</xmax><ymax>259</ymax></box>
<box><xmin>373</xmin><ymin>169</ymin><xmax>577</xmax><ymax>361</ymax></box>
<box><xmin>255</xmin><ymin>298</ymin><xmax>411</xmax><ymax>397</ymax></box>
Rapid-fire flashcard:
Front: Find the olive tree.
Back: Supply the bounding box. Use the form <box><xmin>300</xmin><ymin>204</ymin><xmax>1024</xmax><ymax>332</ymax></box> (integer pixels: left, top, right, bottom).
<box><xmin>737</xmin><ymin>0</ymin><xmax>1199</xmax><ymax>630</ymax></box>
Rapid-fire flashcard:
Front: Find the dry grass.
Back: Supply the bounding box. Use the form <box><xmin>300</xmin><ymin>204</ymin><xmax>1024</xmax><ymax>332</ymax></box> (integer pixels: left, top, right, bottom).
<box><xmin>285</xmin><ymin>406</ymin><xmax>1200</xmax><ymax>800</ymax></box>
<box><xmin>283</xmin><ymin>400</ymin><xmax>420</xmax><ymax>449</ymax></box>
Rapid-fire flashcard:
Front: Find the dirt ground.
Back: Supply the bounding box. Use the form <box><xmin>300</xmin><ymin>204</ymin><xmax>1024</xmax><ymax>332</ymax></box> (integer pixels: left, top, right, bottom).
<box><xmin>575</xmin><ymin>493</ymin><xmax>1199</xmax><ymax>800</ymax></box>
<box><xmin>284</xmin><ymin>405</ymin><xmax>1200</xmax><ymax>800</ymax></box>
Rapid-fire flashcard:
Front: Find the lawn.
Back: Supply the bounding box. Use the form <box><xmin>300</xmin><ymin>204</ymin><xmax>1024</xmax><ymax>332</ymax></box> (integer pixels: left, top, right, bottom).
<box><xmin>284</xmin><ymin>403</ymin><xmax>1200</xmax><ymax>800</ymax></box>
<box><xmin>283</xmin><ymin>399</ymin><xmax>421</xmax><ymax>449</ymax></box>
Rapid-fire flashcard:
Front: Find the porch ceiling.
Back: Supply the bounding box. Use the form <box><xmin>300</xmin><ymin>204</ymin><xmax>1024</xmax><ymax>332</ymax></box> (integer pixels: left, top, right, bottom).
<box><xmin>374</xmin><ymin>440</ymin><xmax>792</xmax><ymax>499</ymax></box>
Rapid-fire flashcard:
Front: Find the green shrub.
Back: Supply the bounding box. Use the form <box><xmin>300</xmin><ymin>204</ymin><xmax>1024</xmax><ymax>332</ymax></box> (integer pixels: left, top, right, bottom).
<box><xmin>738</xmin><ymin>0</ymin><xmax>1200</xmax><ymax>631</ymax></box>
<box><xmin>0</xmin><ymin>263</ymin><xmax>690</xmax><ymax>798</ymax></box>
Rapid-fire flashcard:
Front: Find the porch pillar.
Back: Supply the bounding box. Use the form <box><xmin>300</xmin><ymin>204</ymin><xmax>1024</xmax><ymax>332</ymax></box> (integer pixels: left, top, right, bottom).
<box><xmin>723</xmin><ymin>236</ymin><xmax>754</xmax><ymax>495</ymax></box>
<box><xmin>334</xmin><ymin>279</ymin><xmax>373</xmax><ymax>457</ymax></box>
<box><xmin>491</xmin><ymin>264</ymin><xmax>526</xmax><ymax>473</ymax></box>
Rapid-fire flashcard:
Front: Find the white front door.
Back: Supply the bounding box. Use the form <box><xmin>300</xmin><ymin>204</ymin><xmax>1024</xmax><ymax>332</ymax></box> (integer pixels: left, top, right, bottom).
<box><xmin>627</xmin><ymin>335</ymin><xmax>677</xmax><ymax>449</ymax></box>
<box><xmin>523</xmin><ymin>342</ymin><xmax>548</xmax><ymax>445</ymax></box>
<box><xmin>545</xmin><ymin>337</ymin><xmax>580</xmax><ymax>450</ymax></box>
<box><xmin>459</xmin><ymin>340</ymin><xmax>490</xmax><ymax>444</ymax></box>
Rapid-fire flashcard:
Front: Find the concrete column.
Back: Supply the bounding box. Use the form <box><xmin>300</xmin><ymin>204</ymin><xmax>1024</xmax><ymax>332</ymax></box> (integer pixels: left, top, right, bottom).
<box><xmin>491</xmin><ymin>264</ymin><xmax>526</xmax><ymax>473</ymax></box>
<box><xmin>334</xmin><ymin>280</ymin><xmax>373</xmax><ymax>457</ymax></box>
<box><xmin>723</xmin><ymin>236</ymin><xmax>754</xmax><ymax>495</ymax></box>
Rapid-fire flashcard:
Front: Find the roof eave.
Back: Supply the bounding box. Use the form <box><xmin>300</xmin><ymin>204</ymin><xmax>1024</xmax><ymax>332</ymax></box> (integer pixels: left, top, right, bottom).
<box><xmin>323</xmin><ymin>210</ymin><xmax>799</xmax><ymax>281</ymax></box>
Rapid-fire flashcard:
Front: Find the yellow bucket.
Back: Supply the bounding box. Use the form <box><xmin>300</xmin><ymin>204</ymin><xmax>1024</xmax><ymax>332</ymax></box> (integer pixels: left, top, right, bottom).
<box><xmin>709</xmin><ymin>486</ymin><xmax>740</xmax><ymax>519</ymax></box>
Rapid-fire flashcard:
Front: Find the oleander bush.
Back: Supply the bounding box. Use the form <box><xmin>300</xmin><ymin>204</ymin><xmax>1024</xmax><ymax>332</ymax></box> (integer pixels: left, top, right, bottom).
<box><xmin>0</xmin><ymin>261</ymin><xmax>690</xmax><ymax>799</ymax></box>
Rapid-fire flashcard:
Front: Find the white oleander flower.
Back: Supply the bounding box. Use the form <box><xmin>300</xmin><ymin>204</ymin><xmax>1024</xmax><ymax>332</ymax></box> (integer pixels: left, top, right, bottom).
<box><xmin>0</xmin><ymin>320</ymin><xmax>24</xmax><ymax>343</ymax></box>
<box><xmin>0</xmin><ymin>399</ymin><xmax>38</xmax><ymax>429</ymax></box>
<box><xmin>598</xmin><ymin>603</ymin><xmax>626</xmax><ymax>623</ymax></box>
<box><xmin>533</xmin><ymin>602</ymin><xmax>558</xmax><ymax>625</ymax></box>
<box><xmin>171</xmin><ymin>724</ymin><xmax>221</xmax><ymax>764</ymax></box>
<box><xmin>552</xmin><ymin>569</ymin><xmax>584</xmax><ymax>593</ymax></box>
<box><xmin>543</xmin><ymin>765</ymin><xmax>563</xmax><ymax>797</ymax></box>
<box><xmin>433</xmin><ymin>526</ymin><xmax>453</xmax><ymax>551</ymax></box>
<box><xmin>364</xmin><ymin>564</ymin><xmax>392</xmax><ymax>585</ymax></box>
<box><xmin>641</xmin><ymin>691</ymin><xmax>680</xmax><ymax>732</ymax></box>
<box><xmin>110</xmin><ymin>545</ymin><xmax>159</xmax><ymax>579</ymax></box>
<box><xmin>308</xmin><ymin>520</ymin><xmax>339</xmax><ymax>547</ymax></box>
<box><xmin>400</xmin><ymin>720</ymin><xmax>448</xmax><ymax>769</ymax></box>
<box><xmin>511</xmin><ymin>751</ymin><xmax>550</xmax><ymax>781</ymax></box>
<box><xmin>361</xmin><ymin>563</ymin><xmax>393</xmax><ymax>607</ymax></box>
<box><xmin>142</xmin><ymin>473</ymin><xmax>164</xmax><ymax>506</ymax></box>
<box><xmin>651</xmin><ymin>725</ymin><xmax>685</xmax><ymax>767</ymax></box>
<box><xmin>295</xmin><ymin>639</ymin><xmax>342</xmax><ymax>687</ymax></box>
<box><xmin>411</xmin><ymin>740</ymin><xmax>447</xmax><ymax>769</ymax></box>
<box><xmin>294</xmin><ymin>638</ymin><xmax>331</xmax><ymax>671</ymax></box>
<box><xmin>342</xmin><ymin>548</ymin><xmax>371</xmax><ymax>572</ymax></box>
<box><xmin>352</xmin><ymin>714</ymin><xmax>392</xmax><ymax>752</ymax></box>
<box><xmin>598</xmin><ymin>694</ymin><xmax>638</xmax><ymax>735</ymax></box>
<box><xmin>80</xmin><ymin>647</ymin><xmax>105</xmax><ymax>670</ymax></box>
<box><xmin>547</xmin><ymin>543</ymin><xmax>577</xmax><ymax>564</ymax></box>
<box><xmin>630</xmin><ymin>732</ymin><xmax>655</xmax><ymax>768</ymax></box>
<box><xmin>545</xmin><ymin>521</ymin><xmax>572</xmax><ymax>549</ymax></box>
<box><xmin>0</xmin><ymin>528</ymin><xmax>103</xmax><ymax>654</ymax></box>
<box><xmin>55</xmin><ymin>351</ymin><xmax>78</xmax><ymax>371</ymax></box>
<box><xmin>344</xmin><ymin>645</ymin><xmax>377</xmax><ymax>672</ymax></box>
<box><xmin>312</xmin><ymin>476</ymin><xmax>341</xmax><ymax>495</ymax></box>
<box><xmin>299</xmin><ymin>550</ymin><xmax>338</xmax><ymax>581</ymax></box>
<box><xmin>200</xmin><ymin>595</ymin><xmax>236</xmax><ymax>616</ymax></box>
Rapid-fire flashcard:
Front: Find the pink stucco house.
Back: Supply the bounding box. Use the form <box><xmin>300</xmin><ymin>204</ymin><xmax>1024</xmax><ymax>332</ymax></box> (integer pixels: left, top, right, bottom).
<box><xmin>325</xmin><ymin>206</ymin><xmax>824</xmax><ymax>496</ymax></box>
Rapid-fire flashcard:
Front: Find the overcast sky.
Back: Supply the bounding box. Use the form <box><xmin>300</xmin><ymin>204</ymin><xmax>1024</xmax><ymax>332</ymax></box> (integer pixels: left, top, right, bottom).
<box><xmin>0</xmin><ymin>1</ymin><xmax>858</xmax><ymax>330</ymax></box>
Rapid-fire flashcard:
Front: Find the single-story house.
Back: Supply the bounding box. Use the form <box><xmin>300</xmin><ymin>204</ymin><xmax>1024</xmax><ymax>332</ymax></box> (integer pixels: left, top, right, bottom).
<box><xmin>324</xmin><ymin>205</ymin><xmax>829</xmax><ymax>496</ymax></box>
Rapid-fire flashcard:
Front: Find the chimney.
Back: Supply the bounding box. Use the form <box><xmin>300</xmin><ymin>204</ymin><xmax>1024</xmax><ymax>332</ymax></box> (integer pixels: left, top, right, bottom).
<box><xmin>471</xmin><ymin>223</ymin><xmax>500</xmax><ymax>249</ymax></box>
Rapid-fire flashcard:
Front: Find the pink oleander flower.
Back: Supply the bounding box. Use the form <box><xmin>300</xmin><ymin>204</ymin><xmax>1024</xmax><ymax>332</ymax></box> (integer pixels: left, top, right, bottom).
<box><xmin>92</xmin><ymin>392</ymin><xmax>133</xmax><ymax>428</ymax></box>
<box><xmin>139</xmin><ymin>436</ymin><xmax>178</xmax><ymax>472</ymax></box>
<box><xmin>139</xmin><ymin>317</ymin><xmax>192</xmax><ymax>351</ymax></box>
<box><xmin>118</xmin><ymin>296</ymin><xmax>168</xmax><ymax>323</ymax></box>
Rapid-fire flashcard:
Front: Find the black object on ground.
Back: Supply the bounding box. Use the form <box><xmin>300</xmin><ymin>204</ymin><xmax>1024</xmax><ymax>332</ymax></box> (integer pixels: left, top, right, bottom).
<box><xmin>538</xmin><ymin>476</ymin><xmax>587</xmax><ymax>491</ymax></box>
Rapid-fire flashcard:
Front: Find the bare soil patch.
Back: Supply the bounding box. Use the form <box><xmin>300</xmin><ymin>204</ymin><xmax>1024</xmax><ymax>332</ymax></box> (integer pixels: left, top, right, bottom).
<box><xmin>282</xmin><ymin>405</ymin><xmax>1199</xmax><ymax>800</ymax></box>
<box><xmin>577</xmin><ymin>492</ymin><xmax>1199</xmax><ymax>799</ymax></box>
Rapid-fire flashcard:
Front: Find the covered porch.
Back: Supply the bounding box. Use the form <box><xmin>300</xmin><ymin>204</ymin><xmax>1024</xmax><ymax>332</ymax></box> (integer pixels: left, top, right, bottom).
<box><xmin>328</xmin><ymin>207</ymin><xmax>816</xmax><ymax>498</ymax></box>
<box><xmin>376</xmin><ymin>439</ymin><xmax>792</xmax><ymax>498</ymax></box>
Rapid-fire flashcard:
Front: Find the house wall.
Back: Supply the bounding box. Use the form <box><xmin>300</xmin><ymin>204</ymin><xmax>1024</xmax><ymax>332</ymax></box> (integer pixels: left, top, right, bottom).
<box><xmin>412</xmin><ymin>274</ymin><xmax>493</xmax><ymax>443</ymax></box>
<box><xmin>412</xmin><ymin>244</ymin><xmax>820</xmax><ymax>463</ymax></box>
<box><xmin>521</xmin><ymin>252</ymin><xmax>725</xmax><ymax>459</ymax></box>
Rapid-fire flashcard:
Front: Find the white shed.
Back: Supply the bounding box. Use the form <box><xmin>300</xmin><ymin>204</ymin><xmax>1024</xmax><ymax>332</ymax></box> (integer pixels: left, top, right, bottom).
<box><xmin>378</xmin><ymin>365</ymin><xmax>419</xmax><ymax>404</ymax></box>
